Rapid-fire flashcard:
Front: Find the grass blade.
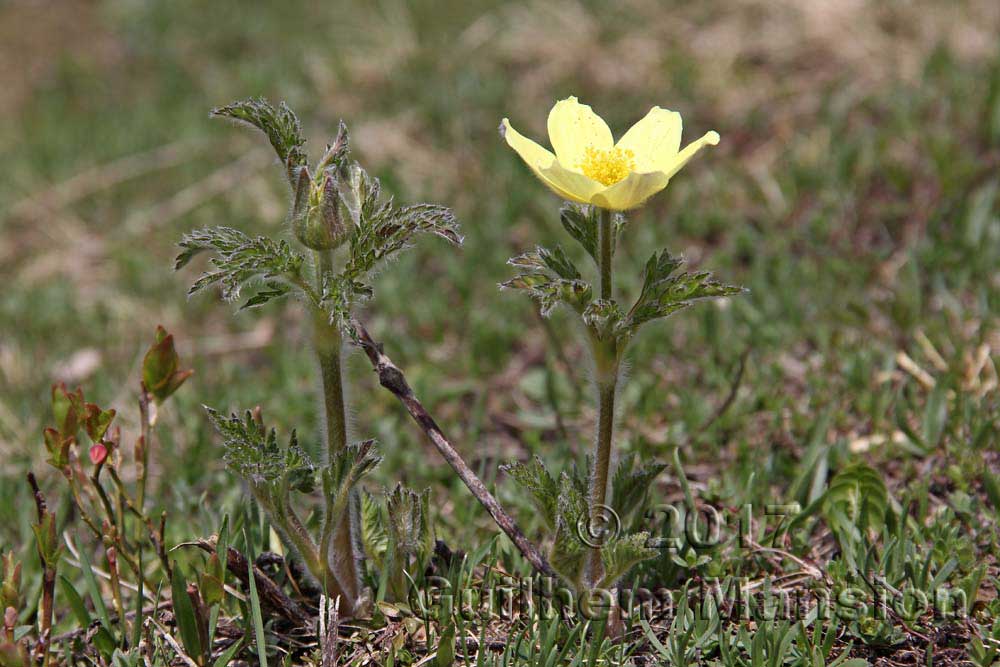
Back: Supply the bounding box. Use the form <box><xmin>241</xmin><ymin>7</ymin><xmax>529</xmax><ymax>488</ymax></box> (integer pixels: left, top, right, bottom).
<box><xmin>244</xmin><ymin>528</ymin><xmax>269</xmax><ymax>667</ymax></box>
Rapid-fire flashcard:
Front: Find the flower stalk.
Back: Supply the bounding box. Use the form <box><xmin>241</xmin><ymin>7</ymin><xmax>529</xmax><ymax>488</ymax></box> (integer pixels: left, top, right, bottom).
<box><xmin>500</xmin><ymin>97</ymin><xmax>742</xmax><ymax>601</ymax></box>
<box><xmin>585</xmin><ymin>207</ymin><xmax>618</xmax><ymax>587</ymax></box>
<box><xmin>597</xmin><ymin>208</ymin><xmax>613</xmax><ymax>300</ymax></box>
<box><xmin>312</xmin><ymin>249</ymin><xmax>363</xmax><ymax>616</ymax></box>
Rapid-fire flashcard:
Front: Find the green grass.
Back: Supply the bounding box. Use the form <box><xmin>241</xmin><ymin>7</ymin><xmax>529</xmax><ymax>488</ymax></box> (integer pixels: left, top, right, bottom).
<box><xmin>1</xmin><ymin>1</ymin><xmax>999</xmax><ymax>665</ymax></box>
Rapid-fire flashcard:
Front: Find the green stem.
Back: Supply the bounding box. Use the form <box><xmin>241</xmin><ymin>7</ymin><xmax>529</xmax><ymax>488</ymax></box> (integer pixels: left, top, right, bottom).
<box><xmin>312</xmin><ymin>250</ymin><xmax>362</xmax><ymax>615</ymax></box>
<box><xmin>597</xmin><ymin>208</ymin><xmax>613</xmax><ymax>300</ymax></box>
<box><xmin>315</xmin><ymin>250</ymin><xmax>348</xmax><ymax>459</ymax></box>
<box><xmin>585</xmin><ymin>207</ymin><xmax>618</xmax><ymax>589</ymax></box>
<box><xmin>315</xmin><ymin>325</ymin><xmax>348</xmax><ymax>460</ymax></box>
<box><xmin>136</xmin><ymin>390</ymin><xmax>152</xmax><ymax>515</ymax></box>
<box><xmin>262</xmin><ymin>486</ymin><xmax>323</xmax><ymax>585</ymax></box>
<box><xmin>585</xmin><ymin>380</ymin><xmax>617</xmax><ymax>587</ymax></box>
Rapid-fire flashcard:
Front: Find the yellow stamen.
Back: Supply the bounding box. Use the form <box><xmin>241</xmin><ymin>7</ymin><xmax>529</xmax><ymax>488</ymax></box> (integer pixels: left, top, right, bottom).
<box><xmin>579</xmin><ymin>146</ymin><xmax>635</xmax><ymax>186</ymax></box>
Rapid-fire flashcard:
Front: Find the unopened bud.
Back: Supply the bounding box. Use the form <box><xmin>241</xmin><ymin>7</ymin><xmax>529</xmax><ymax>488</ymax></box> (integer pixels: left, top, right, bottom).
<box><xmin>89</xmin><ymin>442</ymin><xmax>108</xmax><ymax>466</ymax></box>
<box><xmin>341</xmin><ymin>161</ymin><xmax>379</xmax><ymax>225</ymax></box>
<box><xmin>290</xmin><ymin>166</ymin><xmax>351</xmax><ymax>251</ymax></box>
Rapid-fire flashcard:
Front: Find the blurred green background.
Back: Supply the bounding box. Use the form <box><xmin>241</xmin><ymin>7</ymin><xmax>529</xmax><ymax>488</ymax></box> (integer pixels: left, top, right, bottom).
<box><xmin>1</xmin><ymin>0</ymin><xmax>998</xmax><ymax>562</ymax></box>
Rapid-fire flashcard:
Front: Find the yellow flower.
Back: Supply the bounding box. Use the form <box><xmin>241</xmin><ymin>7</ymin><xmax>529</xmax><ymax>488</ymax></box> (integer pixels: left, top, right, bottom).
<box><xmin>501</xmin><ymin>97</ymin><xmax>720</xmax><ymax>211</ymax></box>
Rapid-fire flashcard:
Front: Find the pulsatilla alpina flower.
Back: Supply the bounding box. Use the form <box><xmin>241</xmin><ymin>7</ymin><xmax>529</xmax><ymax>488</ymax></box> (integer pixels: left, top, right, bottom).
<box><xmin>501</xmin><ymin>96</ymin><xmax>719</xmax><ymax>211</ymax></box>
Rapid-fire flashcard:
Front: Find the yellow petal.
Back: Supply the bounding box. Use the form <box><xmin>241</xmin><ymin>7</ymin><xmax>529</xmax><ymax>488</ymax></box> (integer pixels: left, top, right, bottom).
<box><xmin>500</xmin><ymin>118</ymin><xmax>556</xmax><ymax>170</ymax></box>
<box><xmin>547</xmin><ymin>96</ymin><xmax>613</xmax><ymax>172</ymax></box>
<box><xmin>661</xmin><ymin>130</ymin><xmax>720</xmax><ymax>180</ymax></box>
<box><xmin>500</xmin><ymin>118</ymin><xmax>572</xmax><ymax>199</ymax></box>
<box><xmin>615</xmin><ymin>107</ymin><xmax>682</xmax><ymax>173</ymax></box>
<box><xmin>539</xmin><ymin>161</ymin><xmax>604</xmax><ymax>204</ymax></box>
<box><xmin>501</xmin><ymin>119</ymin><xmax>602</xmax><ymax>202</ymax></box>
<box><xmin>591</xmin><ymin>171</ymin><xmax>670</xmax><ymax>211</ymax></box>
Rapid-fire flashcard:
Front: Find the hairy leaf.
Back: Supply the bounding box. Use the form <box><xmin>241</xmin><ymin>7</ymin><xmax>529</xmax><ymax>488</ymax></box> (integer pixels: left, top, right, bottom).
<box><xmin>211</xmin><ymin>98</ymin><xmax>306</xmax><ymax>175</ymax></box>
<box><xmin>548</xmin><ymin>471</ymin><xmax>590</xmax><ymax>587</ymax></box>
<box><xmin>559</xmin><ymin>203</ymin><xmax>599</xmax><ymax>263</ymax></box>
<box><xmin>501</xmin><ymin>456</ymin><xmax>560</xmax><ymax>529</ymax></box>
<box><xmin>176</xmin><ymin>226</ymin><xmax>306</xmax><ymax>309</ymax></box>
<box><xmin>360</xmin><ymin>491</ymin><xmax>388</xmax><ymax>571</ymax></box>
<box><xmin>508</xmin><ymin>245</ymin><xmax>581</xmax><ymax>281</ymax></box>
<box><xmin>599</xmin><ymin>532</ymin><xmax>658</xmax><ymax>588</ymax></box>
<box><xmin>550</xmin><ymin>516</ymin><xmax>587</xmax><ymax>590</ymax></box>
<box><xmin>383</xmin><ymin>484</ymin><xmax>434</xmax><ymax>600</ymax></box>
<box><xmin>318</xmin><ymin>273</ymin><xmax>372</xmax><ymax>335</ymax></box>
<box><xmin>582</xmin><ymin>299</ymin><xmax>626</xmax><ymax>341</ymax></box>
<box><xmin>345</xmin><ymin>199</ymin><xmax>462</xmax><ymax>281</ymax></box>
<box><xmin>625</xmin><ymin>249</ymin><xmax>743</xmax><ymax>331</ymax></box>
<box><xmin>610</xmin><ymin>456</ymin><xmax>667</xmax><ymax>523</ymax></box>
<box><xmin>385</xmin><ymin>484</ymin><xmax>434</xmax><ymax>560</ymax></box>
<box><xmin>823</xmin><ymin>462</ymin><xmax>889</xmax><ymax>541</ymax></box>
<box><xmin>500</xmin><ymin>273</ymin><xmax>592</xmax><ymax>316</ymax></box>
<box><xmin>206</xmin><ymin>407</ymin><xmax>315</xmax><ymax>494</ymax></box>
<box><xmin>322</xmin><ymin>440</ymin><xmax>381</xmax><ymax>520</ymax></box>
<box><xmin>559</xmin><ymin>203</ymin><xmax>627</xmax><ymax>264</ymax></box>
<box><xmin>503</xmin><ymin>241</ymin><xmax>594</xmax><ymax>315</ymax></box>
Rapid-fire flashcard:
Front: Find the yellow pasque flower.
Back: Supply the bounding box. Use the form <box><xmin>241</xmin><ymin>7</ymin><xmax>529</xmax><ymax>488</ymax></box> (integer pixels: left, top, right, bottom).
<box><xmin>501</xmin><ymin>96</ymin><xmax>720</xmax><ymax>211</ymax></box>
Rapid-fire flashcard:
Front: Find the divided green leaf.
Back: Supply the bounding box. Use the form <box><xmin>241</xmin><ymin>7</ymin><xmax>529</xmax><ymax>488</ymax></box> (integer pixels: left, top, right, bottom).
<box><xmin>559</xmin><ymin>203</ymin><xmax>599</xmax><ymax>263</ymax></box>
<box><xmin>625</xmin><ymin>249</ymin><xmax>744</xmax><ymax>332</ymax></box>
<box><xmin>360</xmin><ymin>491</ymin><xmax>388</xmax><ymax>570</ymax></box>
<box><xmin>582</xmin><ymin>299</ymin><xmax>626</xmax><ymax>341</ymax></box>
<box><xmin>559</xmin><ymin>204</ymin><xmax>626</xmax><ymax>263</ymax></box>
<box><xmin>501</xmin><ymin>456</ymin><xmax>560</xmax><ymax>529</ymax></box>
<box><xmin>345</xmin><ymin>198</ymin><xmax>462</xmax><ymax>282</ymax></box>
<box><xmin>599</xmin><ymin>532</ymin><xmax>658</xmax><ymax>588</ymax></box>
<box><xmin>610</xmin><ymin>456</ymin><xmax>667</xmax><ymax>523</ymax></box>
<box><xmin>549</xmin><ymin>472</ymin><xmax>590</xmax><ymax>587</ymax></box>
<box><xmin>508</xmin><ymin>245</ymin><xmax>581</xmax><ymax>281</ymax></box>
<box><xmin>383</xmin><ymin>484</ymin><xmax>435</xmax><ymax>600</ymax></box>
<box><xmin>322</xmin><ymin>440</ymin><xmax>382</xmax><ymax>520</ymax></box>
<box><xmin>176</xmin><ymin>226</ymin><xmax>306</xmax><ymax>310</ymax></box>
<box><xmin>206</xmin><ymin>407</ymin><xmax>315</xmax><ymax>494</ymax></box>
<box><xmin>211</xmin><ymin>98</ymin><xmax>307</xmax><ymax>176</ymax></box>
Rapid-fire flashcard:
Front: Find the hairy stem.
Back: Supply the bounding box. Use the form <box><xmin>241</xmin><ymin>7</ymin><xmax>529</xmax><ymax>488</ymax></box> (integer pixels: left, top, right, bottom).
<box><xmin>585</xmin><ymin>378</ymin><xmax>617</xmax><ymax>587</ymax></box>
<box><xmin>315</xmin><ymin>334</ymin><xmax>348</xmax><ymax>456</ymax></box>
<box><xmin>315</xmin><ymin>255</ymin><xmax>348</xmax><ymax>459</ymax></box>
<box><xmin>585</xmin><ymin>207</ymin><xmax>618</xmax><ymax>588</ymax></box>
<box><xmin>264</xmin><ymin>486</ymin><xmax>324</xmax><ymax>591</ymax></box>
<box><xmin>597</xmin><ymin>208</ymin><xmax>613</xmax><ymax>300</ymax></box>
<box><xmin>313</xmin><ymin>250</ymin><xmax>362</xmax><ymax>615</ymax></box>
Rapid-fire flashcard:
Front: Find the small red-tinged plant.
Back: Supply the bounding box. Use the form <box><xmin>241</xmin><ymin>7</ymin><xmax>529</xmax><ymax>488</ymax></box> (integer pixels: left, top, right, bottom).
<box><xmin>26</xmin><ymin>474</ymin><xmax>58</xmax><ymax>667</ymax></box>
<box><xmin>0</xmin><ymin>552</ymin><xmax>27</xmax><ymax>667</ymax></box>
<box><xmin>29</xmin><ymin>326</ymin><xmax>194</xmax><ymax>659</ymax></box>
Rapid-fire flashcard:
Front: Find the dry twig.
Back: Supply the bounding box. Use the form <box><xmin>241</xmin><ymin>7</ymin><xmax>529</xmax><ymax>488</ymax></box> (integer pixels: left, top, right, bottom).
<box><xmin>350</xmin><ymin>317</ymin><xmax>555</xmax><ymax>577</ymax></box>
<box><xmin>191</xmin><ymin>540</ymin><xmax>313</xmax><ymax>628</ymax></box>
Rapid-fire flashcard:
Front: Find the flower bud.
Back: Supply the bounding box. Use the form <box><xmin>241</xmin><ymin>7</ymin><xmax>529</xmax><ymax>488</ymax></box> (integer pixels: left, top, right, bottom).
<box><xmin>89</xmin><ymin>442</ymin><xmax>108</xmax><ymax>466</ymax></box>
<box><xmin>341</xmin><ymin>161</ymin><xmax>380</xmax><ymax>225</ymax></box>
<box><xmin>1</xmin><ymin>552</ymin><xmax>22</xmax><ymax>611</ymax></box>
<box><xmin>290</xmin><ymin>165</ymin><xmax>351</xmax><ymax>251</ymax></box>
<box><xmin>142</xmin><ymin>326</ymin><xmax>193</xmax><ymax>404</ymax></box>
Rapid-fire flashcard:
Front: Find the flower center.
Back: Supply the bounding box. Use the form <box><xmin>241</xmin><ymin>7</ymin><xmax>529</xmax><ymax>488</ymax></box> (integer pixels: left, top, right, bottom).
<box><xmin>579</xmin><ymin>146</ymin><xmax>635</xmax><ymax>186</ymax></box>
